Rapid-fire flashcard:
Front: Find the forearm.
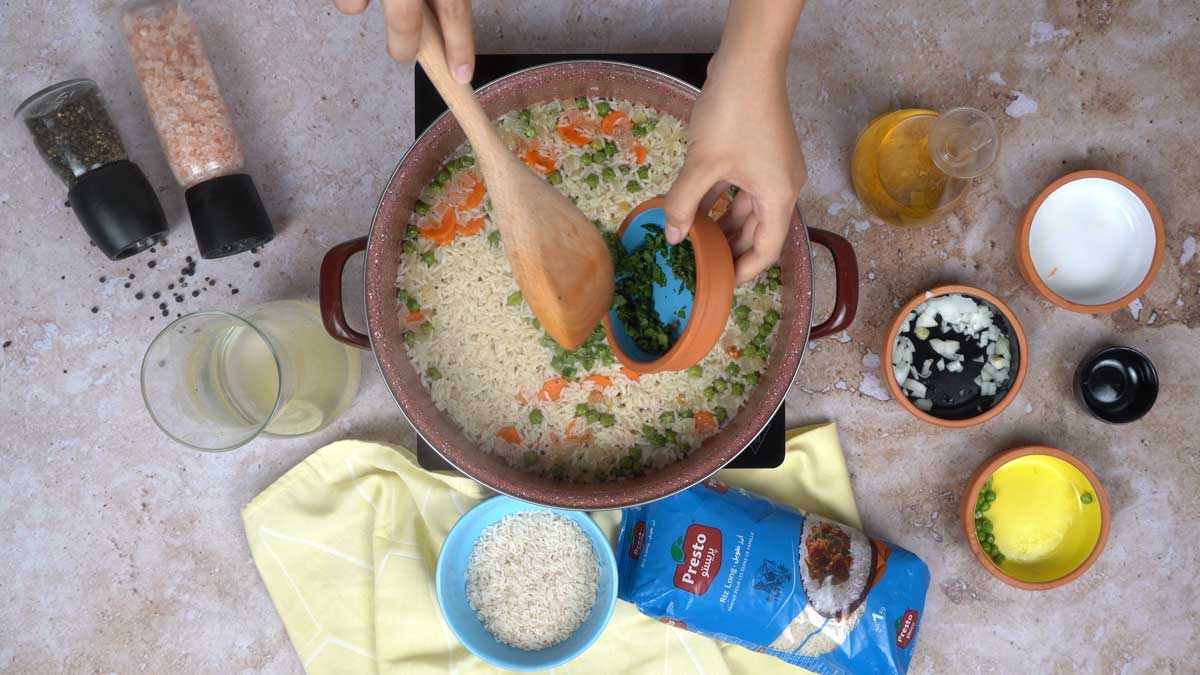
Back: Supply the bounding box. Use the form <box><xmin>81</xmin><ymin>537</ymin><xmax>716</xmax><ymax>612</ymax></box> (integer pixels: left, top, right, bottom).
<box><xmin>718</xmin><ymin>0</ymin><xmax>805</xmax><ymax>72</ymax></box>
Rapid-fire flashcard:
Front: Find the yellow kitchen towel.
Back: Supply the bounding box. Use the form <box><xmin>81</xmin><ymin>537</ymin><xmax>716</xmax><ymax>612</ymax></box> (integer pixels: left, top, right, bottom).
<box><xmin>243</xmin><ymin>423</ymin><xmax>860</xmax><ymax>674</ymax></box>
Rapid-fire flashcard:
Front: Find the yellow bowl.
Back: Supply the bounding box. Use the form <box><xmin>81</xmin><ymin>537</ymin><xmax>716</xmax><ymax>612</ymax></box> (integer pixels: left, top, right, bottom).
<box><xmin>962</xmin><ymin>446</ymin><xmax>1110</xmax><ymax>589</ymax></box>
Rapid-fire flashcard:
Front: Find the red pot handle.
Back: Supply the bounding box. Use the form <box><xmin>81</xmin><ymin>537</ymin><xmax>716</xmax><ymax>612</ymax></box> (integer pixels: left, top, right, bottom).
<box><xmin>319</xmin><ymin>236</ymin><xmax>371</xmax><ymax>349</ymax></box>
<box><xmin>806</xmin><ymin>227</ymin><xmax>859</xmax><ymax>340</ymax></box>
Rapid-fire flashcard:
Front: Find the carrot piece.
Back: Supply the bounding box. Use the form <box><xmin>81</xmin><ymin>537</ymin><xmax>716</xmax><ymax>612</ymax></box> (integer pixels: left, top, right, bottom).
<box><xmin>565</xmin><ymin>418</ymin><xmax>578</xmax><ymax>440</ymax></box>
<box><xmin>420</xmin><ymin>207</ymin><xmax>458</xmax><ymax>246</ymax></box>
<box><xmin>600</xmin><ymin>110</ymin><xmax>628</xmax><ymax>134</ymax></box>
<box><xmin>584</xmin><ymin>374</ymin><xmax>613</xmax><ymax>390</ymax></box>
<box><xmin>538</xmin><ymin>377</ymin><xmax>571</xmax><ymax>402</ymax></box>
<box><xmin>633</xmin><ymin>142</ymin><xmax>647</xmax><ymax>165</ymax></box>
<box><xmin>405</xmin><ymin>310</ymin><xmax>425</xmax><ymax>323</ymax></box>
<box><xmin>454</xmin><ymin>178</ymin><xmax>486</xmax><ymax>210</ymax></box>
<box><xmin>694</xmin><ymin>411</ymin><xmax>718</xmax><ymax>435</ymax></box>
<box><xmin>516</xmin><ymin>390</ymin><xmax>529</xmax><ymax>406</ymax></box>
<box><xmin>496</xmin><ymin>426</ymin><xmax>523</xmax><ymax>445</ymax></box>
<box><xmin>556</xmin><ymin>124</ymin><xmax>592</xmax><ymax>147</ymax></box>
<box><xmin>724</xmin><ymin>344</ymin><xmax>743</xmax><ymax>360</ymax></box>
<box><xmin>522</xmin><ymin>149</ymin><xmax>560</xmax><ymax>174</ymax></box>
<box><xmin>457</xmin><ymin>216</ymin><xmax>486</xmax><ymax>236</ymax></box>
<box><xmin>620</xmin><ymin>367</ymin><xmax>641</xmax><ymax>382</ymax></box>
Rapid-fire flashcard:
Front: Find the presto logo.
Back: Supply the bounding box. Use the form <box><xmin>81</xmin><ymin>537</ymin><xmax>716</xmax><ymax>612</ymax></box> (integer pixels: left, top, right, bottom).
<box><xmin>671</xmin><ymin>524</ymin><xmax>722</xmax><ymax>595</ymax></box>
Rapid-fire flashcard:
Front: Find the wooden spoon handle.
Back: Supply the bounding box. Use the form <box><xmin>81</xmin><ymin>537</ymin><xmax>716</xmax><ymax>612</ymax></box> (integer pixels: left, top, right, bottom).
<box><xmin>415</xmin><ymin>5</ymin><xmax>508</xmax><ymax>163</ymax></box>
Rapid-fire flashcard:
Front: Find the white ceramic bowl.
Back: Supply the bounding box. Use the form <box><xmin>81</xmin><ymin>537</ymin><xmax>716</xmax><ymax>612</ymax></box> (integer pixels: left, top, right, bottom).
<box><xmin>1017</xmin><ymin>170</ymin><xmax>1164</xmax><ymax>313</ymax></box>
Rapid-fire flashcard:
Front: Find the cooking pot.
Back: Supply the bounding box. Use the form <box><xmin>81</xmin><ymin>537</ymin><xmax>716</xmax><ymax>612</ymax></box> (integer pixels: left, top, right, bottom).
<box><xmin>319</xmin><ymin>61</ymin><xmax>858</xmax><ymax>509</ymax></box>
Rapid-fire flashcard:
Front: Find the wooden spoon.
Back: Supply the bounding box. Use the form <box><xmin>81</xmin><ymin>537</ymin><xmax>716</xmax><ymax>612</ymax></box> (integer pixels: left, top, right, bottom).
<box><xmin>415</xmin><ymin>7</ymin><xmax>614</xmax><ymax>350</ymax></box>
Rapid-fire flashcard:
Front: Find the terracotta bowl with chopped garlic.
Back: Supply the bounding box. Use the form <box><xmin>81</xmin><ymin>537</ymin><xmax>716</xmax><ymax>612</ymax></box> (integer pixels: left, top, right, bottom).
<box><xmin>882</xmin><ymin>285</ymin><xmax>1028</xmax><ymax>428</ymax></box>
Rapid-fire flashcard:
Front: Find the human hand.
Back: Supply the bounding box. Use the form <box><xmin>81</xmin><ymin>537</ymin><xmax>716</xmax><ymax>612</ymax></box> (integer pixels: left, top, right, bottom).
<box><xmin>664</xmin><ymin>2</ymin><xmax>807</xmax><ymax>284</ymax></box>
<box><xmin>334</xmin><ymin>0</ymin><xmax>475</xmax><ymax>83</ymax></box>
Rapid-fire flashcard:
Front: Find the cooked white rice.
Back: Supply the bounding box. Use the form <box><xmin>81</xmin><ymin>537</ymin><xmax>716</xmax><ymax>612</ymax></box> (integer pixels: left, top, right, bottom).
<box><xmin>398</xmin><ymin>97</ymin><xmax>784</xmax><ymax>481</ymax></box>
<box><xmin>465</xmin><ymin>511</ymin><xmax>600</xmax><ymax>651</ymax></box>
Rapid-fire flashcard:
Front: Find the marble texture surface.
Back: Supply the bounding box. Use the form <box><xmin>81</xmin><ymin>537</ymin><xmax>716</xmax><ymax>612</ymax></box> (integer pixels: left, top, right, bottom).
<box><xmin>1</xmin><ymin>1</ymin><xmax>1198</xmax><ymax>672</ymax></box>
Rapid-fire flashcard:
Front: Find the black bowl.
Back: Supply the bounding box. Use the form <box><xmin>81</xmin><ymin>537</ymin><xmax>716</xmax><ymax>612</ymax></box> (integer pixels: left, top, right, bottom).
<box><xmin>1073</xmin><ymin>346</ymin><xmax>1158</xmax><ymax>424</ymax></box>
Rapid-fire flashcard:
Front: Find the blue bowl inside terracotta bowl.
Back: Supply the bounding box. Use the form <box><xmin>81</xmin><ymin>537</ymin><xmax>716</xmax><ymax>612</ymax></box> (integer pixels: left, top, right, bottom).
<box><xmin>435</xmin><ymin>495</ymin><xmax>618</xmax><ymax>671</ymax></box>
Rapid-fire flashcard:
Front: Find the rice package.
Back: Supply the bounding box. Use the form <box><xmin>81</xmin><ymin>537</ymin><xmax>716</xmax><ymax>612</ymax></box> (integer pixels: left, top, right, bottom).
<box><xmin>616</xmin><ymin>480</ymin><xmax>930</xmax><ymax>675</ymax></box>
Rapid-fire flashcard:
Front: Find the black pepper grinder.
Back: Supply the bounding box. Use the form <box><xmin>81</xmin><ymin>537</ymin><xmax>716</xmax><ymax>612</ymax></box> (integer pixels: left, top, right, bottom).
<box><xmin>16</xmin><ymin>78</ymin><xmax>168</xmax><ymax>260</ymax></box>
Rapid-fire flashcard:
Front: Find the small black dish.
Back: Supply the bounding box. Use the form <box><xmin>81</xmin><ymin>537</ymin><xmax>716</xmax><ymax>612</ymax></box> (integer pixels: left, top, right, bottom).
<box><xmin>1074</xmin><ymin>346</ymin><xmax>1158</xmax><ymax>424</ymax></box>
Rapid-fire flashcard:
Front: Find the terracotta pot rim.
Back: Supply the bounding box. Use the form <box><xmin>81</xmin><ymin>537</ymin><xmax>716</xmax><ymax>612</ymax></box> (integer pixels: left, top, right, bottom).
<box><xmin>1015</xmin><ymin>170</ymin><xmax>1165</xmax><ymax>314</ymax></box>
<box><xmin>881</xmin><ymin>284</ymin><xmax>1029</xmax><ymax>428</ymax></box>
<box><xmin>960</xmin><ymin>445</ymin><xmax>1111</xmax><ymax>590</ymax></box>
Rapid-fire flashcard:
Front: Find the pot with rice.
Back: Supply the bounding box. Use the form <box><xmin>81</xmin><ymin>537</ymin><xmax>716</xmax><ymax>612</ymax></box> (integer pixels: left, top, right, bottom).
<box><xmin>320</xmin><ymin>61</ymin><xmax>859</xmax><ymax>509</ymax></box>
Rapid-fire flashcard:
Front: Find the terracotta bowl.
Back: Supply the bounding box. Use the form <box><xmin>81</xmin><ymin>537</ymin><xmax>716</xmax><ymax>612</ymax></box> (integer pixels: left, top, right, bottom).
<box><xmin>882</xmin><ymin>285</ymin><xmax>1029</xmax><ymax>428</ymax></box>
<box><xmin>1017</xmin><ymin>170</ymin><xmax>1164</xmax><ymax>314</ymax></box>
<box><xmin>962</xmin><ymin>446</ymin><xmax>1111</xmax><ymax>590</ymax></box>
<box><xmin>603</xmin><ymin>197</ymin><xmax>735</xmax><ymax>374</ymax></box>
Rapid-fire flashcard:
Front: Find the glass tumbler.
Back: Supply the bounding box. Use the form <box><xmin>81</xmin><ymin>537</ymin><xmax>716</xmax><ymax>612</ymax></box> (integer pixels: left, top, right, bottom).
<box><xmin>141</xmin><ymin>299</ymin><xmax>362</xmax><ymax>451</ymax></box>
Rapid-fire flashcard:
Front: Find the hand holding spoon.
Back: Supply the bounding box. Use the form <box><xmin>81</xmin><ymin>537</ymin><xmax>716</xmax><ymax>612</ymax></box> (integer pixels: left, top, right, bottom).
<box><xmin>415</xmin><ymin>7</ymin><xmax>614</xmax><ymax>350</ymax></box>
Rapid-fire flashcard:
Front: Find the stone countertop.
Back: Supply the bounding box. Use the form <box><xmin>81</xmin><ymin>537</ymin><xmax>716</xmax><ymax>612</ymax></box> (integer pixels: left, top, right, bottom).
<box><xmin>1</xmin><ymin>1</ymin><xmax>1197</xmax><ymax>672</ymax></box>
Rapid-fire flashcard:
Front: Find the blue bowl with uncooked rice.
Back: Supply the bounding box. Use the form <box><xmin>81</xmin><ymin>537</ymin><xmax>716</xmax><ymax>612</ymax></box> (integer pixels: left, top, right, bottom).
<box><xmin>436</xmin><ymin>495</ymin><xmax>618</xmax><ymax>671</ymax></box>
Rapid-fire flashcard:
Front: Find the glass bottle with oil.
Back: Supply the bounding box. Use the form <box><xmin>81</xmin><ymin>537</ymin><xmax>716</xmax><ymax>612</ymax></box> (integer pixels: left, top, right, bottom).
<box><xmin>851</xmin><ymin>107</ymin><xmax>999</xmax><ymax>227</ymax></box>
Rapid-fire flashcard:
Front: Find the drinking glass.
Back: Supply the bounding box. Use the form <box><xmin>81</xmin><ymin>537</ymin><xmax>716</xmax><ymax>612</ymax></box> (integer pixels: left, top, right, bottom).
<box><xmin>141</xmin><ymin>299</ymin><xmax>361</xmax><ymax>451</ymax></box>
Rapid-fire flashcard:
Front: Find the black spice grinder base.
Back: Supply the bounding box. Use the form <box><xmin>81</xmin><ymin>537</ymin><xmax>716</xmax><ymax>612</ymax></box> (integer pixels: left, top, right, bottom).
<box><xmin>185</xmin><ymin>173</ymin><xmax>275</xmax><ymax>258</ymax></box>
<box><xmin>67</xmin><ymin>160</ymin><xmax>168</xmax><ymax>260</ymax></box>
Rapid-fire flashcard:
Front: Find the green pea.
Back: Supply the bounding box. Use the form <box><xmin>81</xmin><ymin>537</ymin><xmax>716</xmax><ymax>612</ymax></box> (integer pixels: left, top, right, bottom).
<box><xmin>660</xmin><ymin>411</ymin><xmax>675</xmax><ymax>425</ymax></box>
<box><xmin>625</xmin><ymin>180</ymin><xmax>642</xmax><ymax>192</ymax></box>
<box><xmin>560</xmin><ymin>365</ymin><xmax>576</xmax><ymax>379</ymax></box>
<box><xmin>714</xmin><ymin>406</ymin><xmax>728</xmax><ymax>423</ymax></box>
<box><xmin>754</xmin><ymin>282</ymin><xmax>768</xmax><ymax>295</ymax></box>
<box><xmin>734</xmin><ymin>305</ymin><xmax>751</xmax><ymax>320</ymax></box>
<box><xmin>768</xmin><ymin>278</ymin><xmax>780</xmax><ymax>291</ymax></box>
<box><xmin>631</xmin><ymin>124</ymin><xmax>648</xmax><ymax>137</ymax></box>
<box><xmin>403</xmin><ymin>331</ymin><xmax>417</xmax><ymax>347</ymax></box>
<box><xmin>405</xmin><ymin>295</ymin><xmax>420</xmax><ymax>312</ymax></box>
<box><xmin>736</xmin><ymin>317</ymin><xmax>751</xmax><ymax>332</ymax></box>
<box><xmin>1081</xmin><ymin>492</ymin><xmax>1093</xmax><ymax>504</ymax></box>
<box><xmin>419</xmin><ymin>321</ymin><xmax>433</xmax><ymax>335</ymax></box>
<box><xmin>687</xmin><ymin>365</ymin><xmax>703</xmax><ymax>378</ymax></box>
<box><xmin>459</xmin><ymin>156</ymin><xmax>475</xmax><ymax>168</ymax></box>
<box><xmin>581</xmin><ymin>153</ymin><xmax>593</xmax><ymax>166</ymax></box>
<box><xmin>637</xmin><ymin>165</ymin><xmax>650</xmax><ymax>180</ymax></box>
<box><xmin>650</xmin><ymin>433</ymin><xmax>666</xmax><ymax>448</ymax></box>
<box><xmin>768</xmin><ymin>266</ymin><xmax>781</xmax><ymax>281</ymax></box>
<box><xmin>619</xmin><ymin>164</ymin><xmax>631</xmax><ymax>174</ymax></box>
<box><xmin>421</xmin><ymin>251</ymin><xmax>436</xmax><ymax>267</ymax></box>
<box><xmin>427</xmin><ymin>367</ymin><xmax>442</xmax><ymax>380</ymax></box>
<box><xmin>434</xmin><ymin>169</ymin><xmax>450</xmax><ymax>185</ymax></box>
<box><xmin>712</xmin><ymin>378</ymin><xmax>727</xmax><ymax>393</ymax></box>
<box><xmin>596</xmin><ymin>101</ymin><xmax>611</xmax><ymax>117</ymax></box>
<box><xmin>600</xmin><ymin>413</ymin><xmax>615</xmax><ymax>428</ymax></box>
<box><xmin>765</xmin><ymin>309</ymin><xmax>780</xmax><ymax>324</ymax></box>
<box><xmin>575</xmin><ymin>403</ymin><xmax>589</xmax><ymax>417</ymax></box>
<box><xmin>519</xmin><ymin>109</ymin><xmax>532</xmax><ymax>124</ymax></box>
<box><xmin>413</xmin><ymin>201</ymin><xmax>430</xmax><ymax>217</ymax></box>
<box><xmin>488</xmin><ymin>231</ymin><xmax>501</xmax><ymax>248</ymax></box>
<box><xmin>585</xmin><ymin>173</ymin><xmax>600</xmax><ymax>189</ymax></box>
<box><xmin>642</xmin><ymin>424</ymin><xmax>657</xmax><ymax>437</ymax></box>
<box><xmin>629</xmin><ymin>446</ymin><xmax>642</xmax><ymax>460</ymax></box>
<box><xmin>529</xmin><ymin>409</ymin><xmax>544</xmax><ymax>426</ymax></box>
<box><xmin>732</xmin><ymin>382</ymin><xmax>745</xmax><ymax>396</ymax></box>
<box><xmin>980</xmin><ymin>501</ymin><xmax>991</xmax><ymax>512</ymax></box>
<box><xmin>522</xmin><ymin>450</ymin><xmax>538</xmax><ymax>466</ymax></box>
<box><xmin>974</xmin><ymin>510</ymin><xmax>983</xmax><ymax>519</ymax></box>
<box><xmin>981</xmin><ymin>519</ymin><xmax>993</xmax><ymax>532</ymax></box>
<box><xmin>704</xmin><ymin>386</ymin><xmax>717</xmax><ymax>401</ymax></box>
<box><xmin>602</xmin><ymin>166</ymin><xmax>616</xmax><ymax>182</ymax></box>
<box><xmin>645</xmin><ymin>118</ymin><xmax>658</xmax><ymax>131</ymax></box>
<box><xmin>402</xmin><ymin>240</ymin><xmax>416</xmax><ymax>255</ymax></box>
<box><xmin>520</xmin><ymin>125</ymin><xmax>535</xmax><ymax>138</ymax></box>
<box><xmin>679</xmin><ymin>408</ymin><xmax>694</xmax><ymax>419</ymax></box>
<box><xmin>984</xmin><ymin>490</ymin><xmax>997</xmax><ymax>502</ymax></box>
<box><xmin>506</xmin><ymin>291</ymin><xmax>523</xmax><ymax>306</ymax></box>
<box><xmin>993</xmin><ymin>553</ymin><xmax>1005</xmax><ymax>565</ymax></box>
<box><xmin>575</xmin><ymin>97</ymin><xmax>589</xmax><ymax>110</ymax></box>
<box><xmin>746</xmin><ymin>372</ymin><xmax>759</xmax><ymax>386</ymax></box>
<box><xmin>590</xmin><ymin>137</ymin><xmax>604</xmax><ymax>151</ymax></box>
<box><xmin>725</xmin><ymin>364</ymin><xmax>741</xmax><ymax>377</ymax></box>
<box><xmin>587</xmin><ymin>409</ymin><xmax>601</xmax><ymax>423</ymax></box>
<box><xmin>542</xmin><ymin>170</ymin><xmax>562</xmax><ymax>186</ymax></box>
<box><xmin>604</xmin><ymin>141</ymin><xmax>617</xmax><ymax>157</ymax></box>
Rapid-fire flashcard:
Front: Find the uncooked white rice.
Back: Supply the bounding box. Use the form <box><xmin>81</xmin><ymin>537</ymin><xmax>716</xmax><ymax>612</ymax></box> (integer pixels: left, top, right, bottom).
<box><xmin>465</xmin><ymin>511</ymin><xmax>600</xmax><ymax>651</ymax></box>
<box><xmin>398</xmin><ymin>97</ymin><xmax>784</xmax><ymax>481</ymax></box>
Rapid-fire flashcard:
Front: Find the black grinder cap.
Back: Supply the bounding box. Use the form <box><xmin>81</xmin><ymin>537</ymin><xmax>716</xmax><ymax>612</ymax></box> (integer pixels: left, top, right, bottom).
<box><xmin>185</xmin><ymin>173</ymin><xmax>274</xmax><ymax>258</ymax></box>
<box><xmin>67</xmin><ymin>159</ymin><xmax>168</xmax><ymax>260</ymax></box>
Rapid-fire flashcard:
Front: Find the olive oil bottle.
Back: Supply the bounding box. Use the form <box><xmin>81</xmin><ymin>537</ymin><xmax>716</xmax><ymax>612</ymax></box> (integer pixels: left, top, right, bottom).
<box><xmin>851</xmin><ymin>107</ymin><xmax>998</xmax><ymax>227</ymax></box>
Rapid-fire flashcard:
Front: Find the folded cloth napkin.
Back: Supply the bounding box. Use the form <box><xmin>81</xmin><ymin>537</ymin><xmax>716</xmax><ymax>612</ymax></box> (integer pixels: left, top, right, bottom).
<box><xmin>243</xmin><ymin>423</ymin><xmax>860</xmax><ymax>674</ymax></box>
